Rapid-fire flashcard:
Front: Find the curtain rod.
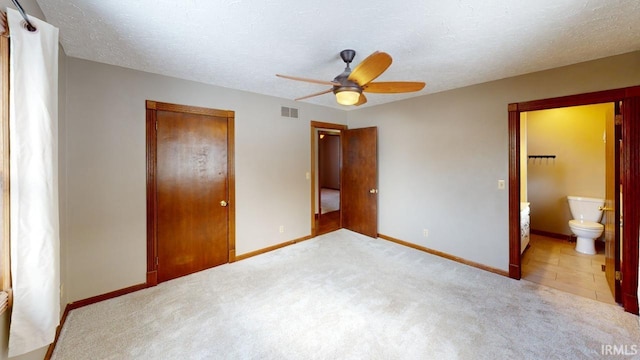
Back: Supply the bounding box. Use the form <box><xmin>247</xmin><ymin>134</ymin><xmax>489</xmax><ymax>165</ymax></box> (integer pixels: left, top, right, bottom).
<box><xmin>10</xmin><ymin>0</ymin><xmax>36</xmax><ymax>32</ymax></box>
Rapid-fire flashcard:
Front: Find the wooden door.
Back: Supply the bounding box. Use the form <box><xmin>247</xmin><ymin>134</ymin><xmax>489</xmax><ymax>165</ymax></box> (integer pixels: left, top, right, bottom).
<box><xmin>148</xmin><ymin>101</ymin><xmax>233</xmax><ymax>284</ymax></box>
<box><xmin>621</xmin><ymin>96</ymin><xmax>639</xmax><ymax>314</ymax></box>
<box><xmin>342</xmin><ymin>127</ymin><xmax>378</xmax><ymax>238</ymax></box>
<box><xmin>604</xmin><ymin>104</ymin><xmax>621</xmax><ymax>299</ymax></box>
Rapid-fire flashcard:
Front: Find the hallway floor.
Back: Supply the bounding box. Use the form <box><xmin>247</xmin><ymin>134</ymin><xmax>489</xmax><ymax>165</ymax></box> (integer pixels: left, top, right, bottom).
<box><xmin>521</xmin><ymin>234</ymin><xmax>616</xmax><ymax>305</ymax></box>
<box><xmin>315</xmin><ymin>210</ymin><xmax>340</xmax><ymax>236</ymax></box>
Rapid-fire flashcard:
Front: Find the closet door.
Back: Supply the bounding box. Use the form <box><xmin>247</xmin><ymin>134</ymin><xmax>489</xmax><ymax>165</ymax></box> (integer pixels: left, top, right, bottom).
<box><xmin>147</xmin><ymin>101</ymin><xmax>235</xmax><ymax>284</ymax></box>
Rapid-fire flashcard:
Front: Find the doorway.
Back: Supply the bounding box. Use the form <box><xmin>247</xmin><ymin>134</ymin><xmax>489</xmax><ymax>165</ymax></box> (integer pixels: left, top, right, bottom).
<box><xmin>311</xmin><ymin>121</ymin><xmax>346</xmax><ymax>237</ymax></box>
<box><xmin>310</xmin><ymin>121</ymin><xmax>379</xmax><ymax>238</ymax></box>
<box><xmin>520</xmin><ymin>103</ymin><xmax>616</xmax><ymax>305</ymax></box>
<box><xmin>146</xmin><ymin>101</ymin><xmax>236</xmax><ymax>285</ymax></box>
<box><xmin>508</xmin><ymin>87</ymin><xmax>640</xmax><ymax>314</ymax></box>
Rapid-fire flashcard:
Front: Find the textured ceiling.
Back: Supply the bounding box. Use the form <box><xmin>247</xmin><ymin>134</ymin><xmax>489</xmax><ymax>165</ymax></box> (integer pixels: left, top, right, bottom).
<box><xmin>36</xmin><ymin>0</ymin><xmax>640</xmax><ymax>110</ymax></box>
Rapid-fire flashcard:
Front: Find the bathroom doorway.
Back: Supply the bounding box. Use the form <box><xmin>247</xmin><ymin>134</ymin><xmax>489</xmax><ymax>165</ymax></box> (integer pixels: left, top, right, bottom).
<box><xmin>520</xmin><ymin>103</ymin><xmax>617</xmax><ymax>305</ymax></box>
<box><xmin>507</xmin><ymin>86</ymin><xmax>640</xmax><ymax>315</ymax></box>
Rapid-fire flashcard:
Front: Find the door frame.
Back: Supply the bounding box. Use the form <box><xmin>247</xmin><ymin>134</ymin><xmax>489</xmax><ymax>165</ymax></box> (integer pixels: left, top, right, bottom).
<box><xmin>146</xmin><ymin>100</ymin><xmax>236</xmax><ymax>286</ymax></box>
<box><xmin>508</xmin><ymin>86</ymin><xmax>640</xmax><ymax>314</ymax></box>
<box><xmin>310</xmin><ymin>121</ymin><xmax>347</xmax><ymax>237</ymax></box>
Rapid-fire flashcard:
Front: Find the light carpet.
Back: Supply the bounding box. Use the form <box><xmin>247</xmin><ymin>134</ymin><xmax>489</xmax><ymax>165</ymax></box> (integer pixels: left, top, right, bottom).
<box><xmin>51</xmin><ymin>230</ymin><xmax>639</xmax><ymax>359</ymax></box>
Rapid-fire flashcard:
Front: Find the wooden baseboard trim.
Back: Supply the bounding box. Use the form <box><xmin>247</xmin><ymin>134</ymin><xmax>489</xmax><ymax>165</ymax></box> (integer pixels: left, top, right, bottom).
<box><xmin>531</xmin><ymin>229</ymin><xmax>574</xmax><ymax>242</ymax></box>
<box><xmin>67</xmin><ymin>282</ymin><xmax>148</xmax><ymax>311</ymax></box>
<box><xmin>235</xmin><ymin>235</ymin><xmax>313</xmax><ymax>261</ymax></box>
<box><xmin>378</xmin><ymin>234</ymin><xmax>509</xmax><ymax>278</ymax></box>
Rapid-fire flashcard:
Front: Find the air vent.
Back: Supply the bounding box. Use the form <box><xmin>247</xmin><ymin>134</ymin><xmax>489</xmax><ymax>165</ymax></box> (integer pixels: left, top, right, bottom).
<box><xmin>281</xmin><ymin>106</ymin><xmax>299</xmax><ymax>118</ymax></box>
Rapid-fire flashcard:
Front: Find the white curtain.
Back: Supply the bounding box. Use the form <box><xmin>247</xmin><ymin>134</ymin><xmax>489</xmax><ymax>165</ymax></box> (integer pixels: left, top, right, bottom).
<box><xmin>7</xmin><ymin>8</ymin><xmax>60</xmax><ymax>357</ymax></box>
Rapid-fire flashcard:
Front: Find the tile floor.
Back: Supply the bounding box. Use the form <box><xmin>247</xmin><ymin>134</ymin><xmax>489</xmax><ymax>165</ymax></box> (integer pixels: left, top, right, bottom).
<box><xmin>521</xmin><ymin>234</ymin><xmax>616</xmax><ymax>305</ymax></box>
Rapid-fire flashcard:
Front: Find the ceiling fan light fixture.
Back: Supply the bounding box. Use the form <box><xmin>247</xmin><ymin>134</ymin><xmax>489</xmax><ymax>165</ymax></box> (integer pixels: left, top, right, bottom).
<box><xmin>277</xmin><ymin>50</ymin><xmax>423</xmax><ymax>107</ymax></box>
<box><xmin>335</xmin><ymin>88</ymin><xmax>361</xmax><ymax>105</ymax></box>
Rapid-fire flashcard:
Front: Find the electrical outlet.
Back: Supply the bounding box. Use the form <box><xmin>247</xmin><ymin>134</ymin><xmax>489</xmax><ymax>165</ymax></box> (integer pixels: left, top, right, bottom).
<box><xmin>498</xmin><ymin>179</ymin><xmax>505</xmax><ymax>190</ymax></box>
<box><xmin>423</xmin><ymin>229</ymin><xmax>429</xmax><ymax>238</ymax></box>
<box><xmin>279</xmin><ymin>225</ymin><xmax>285</xmax><ymax>233</ymax></box>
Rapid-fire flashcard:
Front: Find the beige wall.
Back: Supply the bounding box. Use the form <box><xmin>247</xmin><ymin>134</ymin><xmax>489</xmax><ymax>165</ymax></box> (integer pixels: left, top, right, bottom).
<box><xmin>346</xmin><ymin>51</ymin><xmax>640</xmax><ymax>271</ymax></box>
<box><xmin>63</xmin><ymin>58</ymin><xmax>347</xmax><ymax>303</ymax></box>
<box><xmin>526</xmin><ymin>103</ymin><xmax>612</xmax><ymax>235</ymax></box>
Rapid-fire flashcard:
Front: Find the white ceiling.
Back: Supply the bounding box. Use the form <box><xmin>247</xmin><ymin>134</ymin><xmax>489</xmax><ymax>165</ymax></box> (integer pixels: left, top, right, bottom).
<box><xmin>36</xmin><ymin>0</ymin><xmax>640</xmax><ymax>110</ymax></box>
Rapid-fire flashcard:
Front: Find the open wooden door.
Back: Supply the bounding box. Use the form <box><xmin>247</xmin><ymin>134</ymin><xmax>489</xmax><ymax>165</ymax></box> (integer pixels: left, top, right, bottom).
<box><xmin>604</xmin><ymin>103</ymin><xmax>621</xmax><ymax>300</ymax></box>
<box><xmin>342</xmin><ymin>127</ymin><xmax>378</xmax><ymax>238</ymax></box>
<box><xmin>620</xmin><ymin>95</ymin><xmax>640</xmax><ymax>314</ymax></box>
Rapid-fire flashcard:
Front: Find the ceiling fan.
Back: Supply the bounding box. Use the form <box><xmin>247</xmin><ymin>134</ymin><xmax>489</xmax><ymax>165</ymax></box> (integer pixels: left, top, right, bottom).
<box><xmin>276</xmin><ymin>49</ymin><xmax>426</xmax><ymax>106</ymax></box>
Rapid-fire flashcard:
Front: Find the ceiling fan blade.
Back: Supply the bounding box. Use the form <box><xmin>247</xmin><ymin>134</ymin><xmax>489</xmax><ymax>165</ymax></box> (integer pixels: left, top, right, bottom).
<box><xmin>364</xmin><ymin>81</ymin><xmax>426</xmax><ymax>93</ymax></box>
<box><xmin>354</xmin><ymin>93</ymin><xmax>367</xmax><ymax>106</ymax></box>
<box><xmin>276</xmin><ymin>74</ymin><xmax>340</xmax><ymax>86</ymax></box>
<box><xmin>295</xmin><ymin>88</ymin><xmax>333</xmax><ymax>101</ymax></box>
<box><xmin>347</xmin><ymin>51</ymin><xmax>392</xmax><ymax>86</ymax></box>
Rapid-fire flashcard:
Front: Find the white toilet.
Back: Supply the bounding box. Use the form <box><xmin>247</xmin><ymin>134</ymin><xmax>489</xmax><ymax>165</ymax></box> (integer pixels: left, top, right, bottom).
<box><xmin>567</xmin><ymin>196</ymin><xmax>605</xmax><ymax>255</ymax></box>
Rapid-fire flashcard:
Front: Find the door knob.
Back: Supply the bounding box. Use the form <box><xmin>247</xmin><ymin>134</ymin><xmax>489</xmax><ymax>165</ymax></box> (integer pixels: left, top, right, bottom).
<box><xmin>220</xmin><ymin>200</ymin><xmax>228</xmax><ymax>207</ymax></box>
<box><xmin>598</xmin><ymin>206</ymin><xmax>612</xmax><ymax>211</ymax></box>
<box><xmin>369</xmin><ymin>189</ymin><xmax>378</xmax><ymax>194</ymax></box>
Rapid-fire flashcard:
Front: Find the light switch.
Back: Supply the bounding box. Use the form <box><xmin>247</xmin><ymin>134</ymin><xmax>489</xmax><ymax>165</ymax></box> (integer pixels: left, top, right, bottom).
<box><xmin>498</xmin><ymin>180</ymin><xmax>505</xmax><ymax>190</ymax></box>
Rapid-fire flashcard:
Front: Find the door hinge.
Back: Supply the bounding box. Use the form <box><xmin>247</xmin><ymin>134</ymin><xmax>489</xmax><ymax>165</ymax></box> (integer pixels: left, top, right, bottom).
<box><xmin>155</xmin><ymin>257</ymin><xmax>159</xmax><ymax>266</ymax></box>
<box><xmin>155</xmin><ymin>121</ymin><xmax>158</xmax><ymax>130</ymax></box>
<box><xmin>615</xmin><ymin>271</ymin><xmax>622</xmax><ymax>282</ymax></box>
